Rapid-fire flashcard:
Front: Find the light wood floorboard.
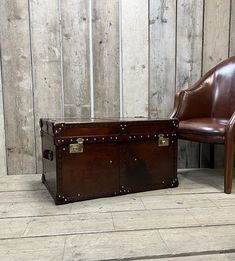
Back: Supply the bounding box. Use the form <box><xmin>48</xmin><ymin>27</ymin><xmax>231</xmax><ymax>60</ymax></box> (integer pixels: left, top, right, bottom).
<box><xmin>0</xmin><ymin>169</ymin><xmax>235</xmax><ymax>260</ymax></box>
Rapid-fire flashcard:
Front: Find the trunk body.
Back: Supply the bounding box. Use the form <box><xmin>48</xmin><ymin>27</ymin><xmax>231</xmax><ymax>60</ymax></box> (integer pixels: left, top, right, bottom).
<box><xmin>40</xmin><ymin>118</ymin><xmax>178</xmax><ymax>204</ymax></box>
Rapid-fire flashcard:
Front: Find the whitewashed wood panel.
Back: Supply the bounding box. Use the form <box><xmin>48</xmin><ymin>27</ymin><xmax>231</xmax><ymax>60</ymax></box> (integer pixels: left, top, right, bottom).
<box><xmin>177</xmin><ymin>141</ymin><xmax>199</xmax><ymax>169</ymax></box>
<box><xmin>112</xmin><ymin>209</ymin><xmax>198</xmax><ymax>231</ymax></box>
<box><xmin>71</xmin><ymin>195</ymin><xmax>145</xmax><ymax>214</ymax></box>
<box><xmin>176</xmin><ymin>0</ymin><xmax>203</xmax><ymax>168</ymax></box>
<box><xmin>230</xmin><ymin>0</ymin><xmax>235</xmax><ymax>56</ymax></box>
<box><xmin>149</xmin><ymin>0</ymin><xmax>176</xmax><ymax>118</ymax></box>
<box><xmin>121</xmin><ymin>0</ymin><xmax>148</xmax><ymax>117</ymax></box>
<box><xmin>0</xmin><ymin>237</ymin><xmax>65</xmax><ymax>261</ymax></box>
<box><xmin>61</xmin><ymin>0</ymin><xmax>90</xmax><ymax>118</ymax></box>
<box><xmin>202</xmin><ymin>0</ymin><xmax>230</xmax><ymax>167</ymax></box>
<box><xmin>92</xmin><ymin>0</ymin><xmax>120</xmax><ymax>118</ymax></box>
<box><xmin>0</xmin><ymin>0</ymin><xmax>36</xmax><ymax>175</ymax></box>
<box><xmin>64</xmin><ymin>230</ymin><xmax>169</xmax><ymax>261</ymax></box>
<box><xmin>203</xmin><ymin>0</ymin><xmax>230</xmax><ymax>72</ymax></box>
<box><xmin>0</xmin><ymin>174</ymin><xmax>44</xmax><ymax>192</ymax></box>
<box><xmin>0</xmin><ymin>1</ymin><xmax>234</xmax><ymax>174</ymax></box>
<box><xmin>30</xmin><ymin>0</ymin><xmax>63</xmax><ymax>173</ymax></box>
<box><xmin>176</xmin><ymin>0</ymin><xmax>203</xmax><ymax>91</ymax></box>
<box><xmin>0</xmin><ymin>61</ymin><xmax>7</xmax><ymax>176</ymax></box>
<box><xmin>160</xmin><ymin>225</ymin><xmax>235</xmax><ymax>255</ymax></box>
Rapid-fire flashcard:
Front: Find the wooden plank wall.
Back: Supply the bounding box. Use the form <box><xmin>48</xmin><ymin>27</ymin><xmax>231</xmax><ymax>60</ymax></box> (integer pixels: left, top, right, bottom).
<box><xmin>61</xmin><ymin>0</ymin><xmax>90</xmax><ymax>119</ymax></box>
<box><xmin>149</xmin><ymin>0</ymin><xmax>176</xmax><ymax>119</ymax></box>
<box><xmin>0</xmin><ymin>0</ymin><xmax>234</xmax><ymax>175</ymax></box>
<box><xmin>0</xmin><ymin>0</ymin><xmax>36</xmax><ymax>175</ymax></box>
<box><xmin>122</xmin><ymin>0</ymin><xmax>149</xmax><ymax>117</ymax></box>
<box><xmin>150</xmin><ymin>0</ymin><xmax>191</xmax><ymax>168</ymax></box>
<box><xmin>0</xmin><ymin>51</ymin><xmax>7</xmax><ymax>176</ymax></box>
<box><xmin>201</xmin><ymin>0</ymin><xmax>230</xmax><ymax>167</ymax></box>
<box><xmin>175</xmin><ymin>0</ymin><xmax>203</xmax><ymax>168</ymax></box>
<box><xmin>92</xmin><ymin>0</ymin><xmax>120</xmax><ymax>118</ymax></box>
<box><xmin>29</xmin><ymin>0</ymin><xmax>63</xmax><ymax>173</ymax></box>
<box><xmin>231</xmin><ymin>0</ymin><xmax>235</xmax><ymax>56</ymax></box>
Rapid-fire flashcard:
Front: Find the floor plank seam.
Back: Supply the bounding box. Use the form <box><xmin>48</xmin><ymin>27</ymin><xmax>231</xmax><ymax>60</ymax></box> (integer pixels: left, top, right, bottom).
<box><xmin>0</xmin><ymin>204</ymin><xmax>233</xmax><ymax>219</ymax></box>
<box><xmin>97</xmin><ymin>249</ymin><xmax>235</xmax><ymax>261</ymax></box>
<box><xmin>0</xmin><ymin>188</ymin><xmax>224</xmax><ymax>195</ymax></box>
<box><xmin>62</xmin><ymin>235</ymin><xmax>68</xmax><ymax>260</ymax></box>
<box><xmin>0</xmin><ymin>206</ymin><xmax>220</xmax><ymax>220</ymax></box>
<box><xmin>139</xmin><ymin>196</ymin><xmax>147</xmax><ymax>210</ymax></box>
<box><xmin>185</xmin><ymin>208</ymin><xmax>201</xmax><ymax>226</ymax></box>
<box><xmin>110</xmin><ymin>212</ymin><xmax>117</xmax><ymax>231</ymax></box>
<box><xmin>162</xmin><ymin>191</ymin><xmax>223</xmax><ymax>196</ymax></box>
<box><xmin>0</xmin><ymin>189</ymin><xmax>46</xmax><ymax>193</ymax></box>
<box><xmin>1</xmin><ymin>223</ymin><xmax>235</xmax><ymax>241</ymax></box>
<box><xmin>157</xmin><ymin>230</ymin><xmax>172</xmax><ymax>254</ymax></box>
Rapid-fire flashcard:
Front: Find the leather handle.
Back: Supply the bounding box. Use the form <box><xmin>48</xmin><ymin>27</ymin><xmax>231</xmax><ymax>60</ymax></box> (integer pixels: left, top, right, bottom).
<box><xmin>43</xmin><ymin>150</ymin><xmax>53</xmax><ymax>161</ymax></box>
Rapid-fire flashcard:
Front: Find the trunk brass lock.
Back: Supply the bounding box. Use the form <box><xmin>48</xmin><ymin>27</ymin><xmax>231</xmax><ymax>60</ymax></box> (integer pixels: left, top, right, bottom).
<box><xmin>69</xmin><ymin>138</ymin><xmax>84</xmax><ymax>153</ymax></box>
<box><xmin>158</xmin><ymin>134</ymin><xmax>169</xmax><ymax>147</ymax></box>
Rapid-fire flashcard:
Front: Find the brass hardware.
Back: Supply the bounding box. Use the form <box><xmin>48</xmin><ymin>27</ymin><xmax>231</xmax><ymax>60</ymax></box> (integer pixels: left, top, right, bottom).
<box><xmin>69</xmin><ymin>138</ymin><xmax>84</xmax><ymax>153</ymax></box>
<box><xmin>158</xmin><ymin>134</ymin><xmax>169</xmax><ymax>147</ymax></box>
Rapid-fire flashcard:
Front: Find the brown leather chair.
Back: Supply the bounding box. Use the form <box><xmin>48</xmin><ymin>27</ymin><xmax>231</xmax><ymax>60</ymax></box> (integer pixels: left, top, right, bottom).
<box><xmin>171</xmin><ymin>56</ymin><xmax>235</xmax><ymax>194</ymax></box>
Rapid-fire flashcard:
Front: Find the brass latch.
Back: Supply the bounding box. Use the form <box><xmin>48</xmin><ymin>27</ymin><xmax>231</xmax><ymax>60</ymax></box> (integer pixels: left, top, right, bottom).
<box><xmin>69</xmin><ymin>138</ymin><xmax>84</xmax><ymax>153</ymax></box>
<box><xmin>158</xmin><ymin>134</ymin><xmax>169</xmax><ymax>147</ymax></box>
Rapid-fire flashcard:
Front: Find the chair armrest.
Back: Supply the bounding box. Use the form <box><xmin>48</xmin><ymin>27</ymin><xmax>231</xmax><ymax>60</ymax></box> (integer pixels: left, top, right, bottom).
<box><xmin>229</xmin><ymin>111</ymin><xmax>235</xmax><ymax>125</ymax></box>
<box><xmin>170</xmin><ymin>91</ymin><xmax>186</xmax><ymax>119</ymax></box>
<box><xmin>171</xmin><ymin>78</ymin><xmax>213</xmax><ymax>121</ymax></box>
<box><xmin>226</xmin><ymin>111</ymin><xmax>235</xmax><ymax>139</ymax></box>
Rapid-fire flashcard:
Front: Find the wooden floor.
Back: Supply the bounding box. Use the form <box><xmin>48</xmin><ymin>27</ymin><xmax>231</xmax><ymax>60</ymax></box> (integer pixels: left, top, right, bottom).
<box><xmin>0</xmin><ymin>169</ymin><xmax>235</xmax><ymax>261</ymax></box>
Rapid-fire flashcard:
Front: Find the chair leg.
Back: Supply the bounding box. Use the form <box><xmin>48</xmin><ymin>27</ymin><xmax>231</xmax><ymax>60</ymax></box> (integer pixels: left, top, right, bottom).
<box><xmin>224</xmin><ymin>141</ymin><xmax>234</xmax><ymax>194</ymax></box>
<box><xmin>209</xmin><ymin>144</ymin><xmax>215</xmax><ymax>169</ymax></box>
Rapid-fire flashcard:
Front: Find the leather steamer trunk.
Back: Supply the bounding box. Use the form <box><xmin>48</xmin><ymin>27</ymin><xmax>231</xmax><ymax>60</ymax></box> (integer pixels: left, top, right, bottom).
<box><xmin>40</xmin><ymin>118</ymin><xmax>178</xmax><ymax>204</ymax></box>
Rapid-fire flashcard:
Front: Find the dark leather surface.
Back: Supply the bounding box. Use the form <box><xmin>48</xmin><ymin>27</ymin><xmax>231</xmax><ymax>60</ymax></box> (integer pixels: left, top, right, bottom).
<box><xmin>171</xmin><ymin>55</ymin><xmax>235</xmax><ymax>193</ymax></box>
<box><xmin>212</xmin><ymin>65</ymin><xmax>235</xmax><ymax>118</ymax></box>
<box><xmin>41</xmin><ymin>118</ymin><xmax>178</xmax><ymax>204</ymax></box>
<box><xmin>179</xmin><ymin>118</ymin><xmax>228</xmax><ymax>136</ymax></box>
<box><xmin>178</xmin><ymin>133</ymin><xmax>225</xmax><ymax>144</ymax></box>
<box><xmin>171</xmin><ymin>56</ymin><xmax>235</xmax><ymax>122</ymax></box>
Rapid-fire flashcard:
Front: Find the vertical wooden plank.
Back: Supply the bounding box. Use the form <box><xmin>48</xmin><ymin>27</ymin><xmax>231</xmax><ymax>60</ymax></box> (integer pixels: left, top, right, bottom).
<box><xmin>0</xmin><ymin>59</ymin><xmax>7</xmax><ymax>176</ymax></box>
<box><xmin>92</xmin><ymin>0</ymin><xmax>120</xmax><ymax>118</ymax></box>
<box><xmin>230</xmin><ymin>0</ymin><xmax>235</xmax><ymax>56</ymax></box>
<box><xmin>203</xmin><ymin>0</ymin><xmax>230</xmax><ymax>72</ymax></box>
<box><xmin>176</xmin><ymin>0</ymin><xmax>204</xmax><ymax>168</ymax></box>
<box><xmin>176</xmin><ymin>0</ymin><xmax>203</xmax><ymax>91</ymax></box>
<box><xmin>61</xmin><ymin>0</ymin><xmax>90</xmax><ymax>118</ymax></box>
<box><xmin>121</xmin><ymin>0</ymin><xmax>148</xmax><ymax>117</ymax></box>
<box><xmin>30</xmin><ymin>0</ymin><xmax>62</xmax><ymax>173</ymax></box>
<box><xmin>202</xmin><ymin>0</ymin><xmax>230</xmax><ymax>168</ymax></box>
<box><xmin>0</xmin><ymin>0</ymin><xmax>36</xmax><ymax>174</ymax></box>
<box><xmin>149</xmin><ymin>0</ymin><xmax>176</xmax><ymax>118</ymax></box>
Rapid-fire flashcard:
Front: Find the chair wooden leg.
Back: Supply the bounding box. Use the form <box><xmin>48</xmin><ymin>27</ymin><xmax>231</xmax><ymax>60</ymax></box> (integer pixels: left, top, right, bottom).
<box><xmin>209</xmin><ymin>144</ymin><xmax>215</xmax><ymax>169</ymax></box>
<box><xmin>224</xmin><ymin>141</ymin><xmax>234</xmax><ymax>194</ymax></box>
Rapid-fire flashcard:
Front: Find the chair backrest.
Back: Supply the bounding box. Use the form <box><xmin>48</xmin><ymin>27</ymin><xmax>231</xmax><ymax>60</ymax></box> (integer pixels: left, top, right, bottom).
<box><xmin>210</xmin><ymin>56</ymin><xmax>235</xmax><ymax>118</ymax></box>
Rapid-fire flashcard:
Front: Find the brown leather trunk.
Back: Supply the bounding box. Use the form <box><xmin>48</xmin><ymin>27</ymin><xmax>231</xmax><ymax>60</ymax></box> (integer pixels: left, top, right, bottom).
<box><xmin>40</xmin><ymin>118</ymin><xmax>178</xmax><ymax>204</ymax></box>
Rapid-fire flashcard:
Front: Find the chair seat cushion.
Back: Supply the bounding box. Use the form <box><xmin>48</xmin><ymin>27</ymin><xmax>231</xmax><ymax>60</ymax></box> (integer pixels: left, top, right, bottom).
<box><xmin>179</xmin><ymin>118</ymin><xmax>228</xmax><ymax>136</ymax></box>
